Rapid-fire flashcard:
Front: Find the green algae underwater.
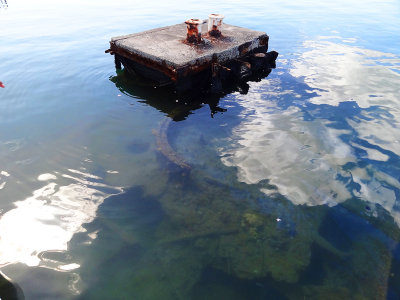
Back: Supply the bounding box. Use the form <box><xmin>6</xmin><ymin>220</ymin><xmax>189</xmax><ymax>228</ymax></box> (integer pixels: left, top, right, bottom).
<box><xmin>68</xmin><ymin>71</ymin><xmax>400</xmax><ymax>300</ymax></box>
<box><xmin>74</xmin><ymin>149</ymin><xmax>400</xmax><ymax>300</ymax></box>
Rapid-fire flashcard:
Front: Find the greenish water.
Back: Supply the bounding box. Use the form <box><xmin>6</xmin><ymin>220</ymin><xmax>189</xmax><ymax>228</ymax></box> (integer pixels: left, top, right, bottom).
<box><xmin>1</xmin><ymin>0</ymin><xmax>400</xmax><ymax>299</ymax></box>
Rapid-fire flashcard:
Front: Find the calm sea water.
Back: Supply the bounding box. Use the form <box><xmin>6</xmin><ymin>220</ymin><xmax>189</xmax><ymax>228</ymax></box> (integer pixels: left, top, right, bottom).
<box><xmin>1</xmin><ymin>0</ymin><xmax>400</xmax><ymax>299</ymax></box>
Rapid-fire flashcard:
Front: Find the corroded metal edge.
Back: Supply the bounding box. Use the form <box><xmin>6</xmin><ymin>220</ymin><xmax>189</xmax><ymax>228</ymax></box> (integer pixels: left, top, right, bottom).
<box><xmin>109</xmin><ymin>43</ymin><xmax>179</xmax><ymax>81</ymax></box>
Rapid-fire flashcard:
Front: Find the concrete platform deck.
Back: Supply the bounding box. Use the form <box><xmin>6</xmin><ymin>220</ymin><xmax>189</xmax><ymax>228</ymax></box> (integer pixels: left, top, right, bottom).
<box><xmin>109</xmin><ymin>22</ymin><xmax>269</xmax><ymax>81</ymax></box>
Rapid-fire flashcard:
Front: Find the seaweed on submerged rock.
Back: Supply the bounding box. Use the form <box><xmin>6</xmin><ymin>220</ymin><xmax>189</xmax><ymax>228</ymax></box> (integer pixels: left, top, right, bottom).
<box><xmin>73</xmin><ymin>134</ymin><xmax>400</xmax><ymax>300</ymax></box>
<box><xmin>151</xmin><ymin>166</ymin><xmax>400</xmax><ymax>299</ymax></box>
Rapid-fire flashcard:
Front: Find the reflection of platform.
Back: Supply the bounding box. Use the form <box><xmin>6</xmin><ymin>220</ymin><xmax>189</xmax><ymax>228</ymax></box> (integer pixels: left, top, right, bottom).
<box><xmin>107</xmin><ymin>22</ymin><xmax>277</xmax><ymax>92</ymax></box>
<box><xmin>110</xmin><ymin>66</ymin><xmax>272</xmax><ymax>121</ymax></box>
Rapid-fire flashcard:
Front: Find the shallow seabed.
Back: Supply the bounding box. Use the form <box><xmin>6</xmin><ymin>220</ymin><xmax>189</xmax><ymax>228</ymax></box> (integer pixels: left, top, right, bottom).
<box><xmin>1</xmin><ymin>0</ymin><xmax>400</xmax><ymax>299</ymax></box>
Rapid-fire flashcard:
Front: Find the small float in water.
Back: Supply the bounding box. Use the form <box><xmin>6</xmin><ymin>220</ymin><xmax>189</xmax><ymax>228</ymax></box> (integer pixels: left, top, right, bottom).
<box><xmin>106</xmin><ymin>14</ymin><xmax>278</xmax><ymax>93</ymax></box>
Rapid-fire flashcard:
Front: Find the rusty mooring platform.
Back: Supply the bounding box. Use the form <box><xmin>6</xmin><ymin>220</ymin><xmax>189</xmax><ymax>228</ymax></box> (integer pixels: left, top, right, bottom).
<box><xmin>107</xmin><ymin>17</ymin><xmax>277</xmax><ymax>92</ymax></box>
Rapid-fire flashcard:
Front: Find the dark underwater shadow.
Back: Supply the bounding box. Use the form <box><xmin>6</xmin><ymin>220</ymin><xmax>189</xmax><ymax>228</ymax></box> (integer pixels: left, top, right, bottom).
<box><xmin>0</xmin><ymin>272</ymin><xmax>24</xmax><ymax>300</ymax></box>
<box><xmin>109</xmin><ymin>67</ymin><xmax>272</xmax><ymax>121</ymax></box>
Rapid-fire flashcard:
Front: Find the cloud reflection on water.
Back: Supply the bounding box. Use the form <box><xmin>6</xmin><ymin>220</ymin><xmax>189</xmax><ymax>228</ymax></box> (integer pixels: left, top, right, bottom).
<box><xmin>290</xmin><ymin>40</ymin><xmax>400</xmax><ymax>156</ymax></box>
<box><xmin>0</xmin><ymin>171</ymin><xmax>10</xmax><ymax>191</ymax></box>
<box><xmin>221</xmin><ymin>100</ymin><xmax>354</xmax><ymax>207</ymax></box>
<box><xmin>220</xmin><ymin>39</ymin><xmax>400</xmax><ymax>223</ymax></box>
<box><xmin>0</xmin><ymin>169</ymin><xmax>122</xmax><ymax>269</ymax></box>
<box><xmin>290</xmin><ymin>40</ymin><xmax>400</xmax><ymax>108</ymax></box>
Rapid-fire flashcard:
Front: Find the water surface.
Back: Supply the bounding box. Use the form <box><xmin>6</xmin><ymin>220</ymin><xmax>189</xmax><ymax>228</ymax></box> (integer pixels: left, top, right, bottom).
<box><xmin>1</xmin><ymin>0</ymin><xmax>400</xmax><ymax>299</ymax></box>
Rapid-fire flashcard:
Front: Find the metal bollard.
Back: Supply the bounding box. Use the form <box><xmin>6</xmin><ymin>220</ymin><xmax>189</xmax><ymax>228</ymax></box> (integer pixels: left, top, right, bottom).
<box><xmin>208</xmin><ymin>14</ymin><xmax>224</xmax><ymax>37</ymax></box>
<box><xmin>185</xmin><ymin>18</ymin><xmax>203</xmax><ymax>43</ymax></box>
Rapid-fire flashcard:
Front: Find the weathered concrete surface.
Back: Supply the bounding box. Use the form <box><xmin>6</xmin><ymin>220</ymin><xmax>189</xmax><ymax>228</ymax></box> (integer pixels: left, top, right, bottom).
<box><xmin>109</xmin><ymin>22</ymin><xmax>269</xmax><ymax>81</ymax></box>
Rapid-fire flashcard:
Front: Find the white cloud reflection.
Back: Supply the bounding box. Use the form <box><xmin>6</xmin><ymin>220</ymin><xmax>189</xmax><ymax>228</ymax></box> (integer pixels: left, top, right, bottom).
<box><xmin>221</xmin><ymin>99</ymin><xmax>354</xmax><ymax>206</ymax></box>
<box><xmin>220</xmin><ymin>39</ymin><xmax>400</xmax><ymax>224</ymax></box>
<box><xmin>0</xmin><ymin>170</ymin><xmax>122</xmax><ymax>268</ymax></box>
<box><xmin>348</xmin><ymin>114</ymin><xmax>400</xmax><ymax>158</ymax></box>
<box><xmin>0</xmin><ymin>171</ymin><xmax>9</xmax><ymax>190</ymax></box>
<box><xmin>290</xmin><ymin>39</ymin><xmax>400</xmax><ymax>159</ymax></box>
<box><xmin>37</xmin><ymin>173</ymin><xmax>57</xmax><ymax>181</ymax></box>
<box><xmin>290</xmin><ymin>40</ymin><xmax>400</xmax><ymax>108</ymax></box>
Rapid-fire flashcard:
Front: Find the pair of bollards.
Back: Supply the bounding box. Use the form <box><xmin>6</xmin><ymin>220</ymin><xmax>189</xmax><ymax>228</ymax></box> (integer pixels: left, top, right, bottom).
<box><xmin>185</xmin><ymin>14</ymin><xmax>224</xmax><ymax>44</ymax></box>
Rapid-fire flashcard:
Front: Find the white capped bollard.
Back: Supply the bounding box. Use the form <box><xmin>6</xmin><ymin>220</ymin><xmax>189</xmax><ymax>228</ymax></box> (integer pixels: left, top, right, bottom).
<box><xmin>208</xmin><ymin>14</ymin><xmax>224</xmax><ymax>37</ymax></box>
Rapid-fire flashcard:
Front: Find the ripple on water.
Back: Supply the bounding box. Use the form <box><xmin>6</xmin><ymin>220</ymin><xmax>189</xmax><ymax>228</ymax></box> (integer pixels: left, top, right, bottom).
<box><xmin>0</xmin><ymin>168</ymin><xmax>122</xmax><ymax>270</ymax></box>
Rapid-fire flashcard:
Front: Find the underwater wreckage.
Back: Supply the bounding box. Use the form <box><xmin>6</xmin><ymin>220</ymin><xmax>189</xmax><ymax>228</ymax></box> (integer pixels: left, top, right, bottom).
<box><xmin>106</xmin><ymin>14</ymin><xmax>278</xmax><ymax>93</ymax></box>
